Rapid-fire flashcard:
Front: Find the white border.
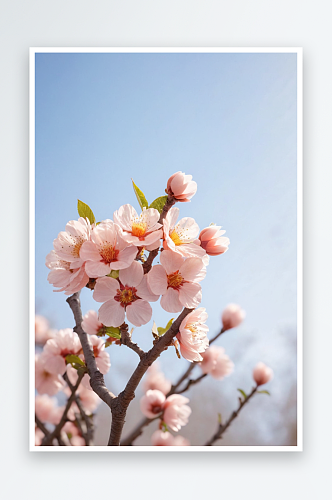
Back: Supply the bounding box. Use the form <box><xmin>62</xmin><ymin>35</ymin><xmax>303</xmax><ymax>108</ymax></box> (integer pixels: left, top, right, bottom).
<box><xmin>30</xmin><ymin>47</ymin><xmax>303</xmax><ymax>452</ymax></box>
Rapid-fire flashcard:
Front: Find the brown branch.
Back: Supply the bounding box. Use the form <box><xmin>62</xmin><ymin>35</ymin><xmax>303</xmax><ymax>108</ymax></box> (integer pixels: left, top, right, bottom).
<box><xmin>66</xmin><ymin>292</ymin><xmax>115</xmax><ymax>406</ymax></box>
<box><xmin>204</xmin><ymin>386</ymin><xmax>258</xmax><ymax>446</ymax></box>
<box><xmin>120</xmin><ymin>323</ymin><xmax>145</xmax><ymax>359</ymax></box>
<box><xmin>41</xmin><ymin>370</ymin><xmax>85</xmax><ymax>446</ymax></box>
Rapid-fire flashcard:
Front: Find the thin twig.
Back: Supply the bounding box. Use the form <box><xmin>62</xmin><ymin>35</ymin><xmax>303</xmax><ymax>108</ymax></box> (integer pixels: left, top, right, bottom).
<box><xmin>204</xmin><ymin>386</ymin><xmax>258</xmax><ymax>446</ymax></box>
<box><xmin>120</xmin><ymin>324</ymin><xmax>145</xmax><ymax>358</ymax></box>
<box><xmin>63</xmin><ymin>371</ymin><xmax>94</xmax><ymax>445</ymax></box>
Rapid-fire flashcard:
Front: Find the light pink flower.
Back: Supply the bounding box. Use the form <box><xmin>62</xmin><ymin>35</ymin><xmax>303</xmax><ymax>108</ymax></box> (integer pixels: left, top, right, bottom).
<box><xmin>151</xmin><ymin>430</ymin><xmax>175</xmax><ymax>446</ymax></box>
<box><xmin>147</xmin><ymin>250</ymin><xmax>205</xmax><ymax>313</ymax></box>
<box><xmin>42</xmin><ymin>328</ymin><xmax>82</xmax><ymax>375</ymax></box>
<box><xmin>176</xmin><ymin>307</ymin><xmax>209</xmax><ymax>362</ymax></box>
<box><xmin>163</xmin><ymin>394</ymin><xmax>192</xmax><ymax>432</ymax></box>
<box><xmin>253</xmin><ymin>362</ymin><xmax>273</xmax><ymax>386</ymax></box>
<box><xmin>173</xmin><ymin>435</ymin><xmax>190</xmax><ymax>446</ymax></box>
<box><xmin>35</xmin><ymin>354</ymin><xmax>65</xmax><ymax>396</ymax></box>
<box><xmin>113</xmin><ymin>204</ymin><xmax>163</xmax><ymax>248</ymax></box>
<box><xmin>35</xmin><ymin>427</ymin><xmax>44</xmax><ymax>446</ymax></box>
<box><xmin>143</xmin><ymin>363</ymin><xmax>172</xmax><ymax>395</ymax></box>
<box><xmin>82</xmin><ymin>310</ymin><xmax>103</xmax><ymax>335</ymax></box>
<box><xmin>45</xmin><ymin>250</ymin><xmax>89</xmax><ymax>295</ymax></box>
<box><xmin>199</xmin><ymin>225</ymin><xmax>230</xmax><ymax>256</ymax></box>
<box><xmin>80</xmin><ymin>220</ymin><xmax>138</xmax><ymax>278</ymax></box>
<box><xmin>35</xmin><ymin>395</ymin><xmax>58</xmax><ymax>423</ymax></box>
<box><xmin>62</xmin><ymin>422</ymin><xmax>85</xmax><ymax>446</ymax></box>
<box><xmin>163</xmin><ymin>207</ymin><xmax>207</xmax><ymax>259</ymax></box>
<box><xmin>199</xmin><ymin>346</ymin><xmax>234</xmax><ymax>380</ymax></box>
<box><xmin>140</xmin><ymin>390</ymin><xmax>166</xmax><ymax>418</ymax></box>
<box><xmin>93</xmin><ymin>260</ymin><xmax>158</xmax><ymax>327</ymax></box>
<box><xmin>35</xmin><ymin>315</ymin><xmax>55</xmax><ymax>344</ymax></box>
<box><xmin>53</xmin><ymin>217</ymin><xmax>91</xmax><ymax>264</ymax></box>
<box><xmin>77</xmin><ymin>386</ymin><xmax>101</xmax><ymax>413</ymax></box>
<box><xmin>222</xmin><ymin>303</ymin><xmax>246</xmax><ymax>330</ymax></box>
<box><xmin>167</xmin><ymin>171</ymin><xmax>197</xmax><ymax>202</ymax></box>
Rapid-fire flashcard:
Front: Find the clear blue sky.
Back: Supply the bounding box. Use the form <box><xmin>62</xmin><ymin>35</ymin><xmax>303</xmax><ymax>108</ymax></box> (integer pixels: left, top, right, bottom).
<box><xmin>35</xmin><ymin>52</ymin><xmax>297</xmax><ymax>444</ymax></box>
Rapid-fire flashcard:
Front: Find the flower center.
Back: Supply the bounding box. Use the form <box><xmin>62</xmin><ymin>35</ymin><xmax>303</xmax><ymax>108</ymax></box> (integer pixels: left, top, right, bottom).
<box><xmin>167</xmin><ymin>271</ymin><xmax>185</xmax><ymax>290</ymax></box>
<box><xmin>132</xmin><ymin>222</ymin><xmax>147</xmax><ymax>238</ymax></box>
<box><xmin>114</xmin><ymin>285</ymin><xmax>139</xmax><ymax>307</ymax></box>
<box><xmin>100</xmin><ymin>245</ymin><xmax>119</xmax><ymax>264</ymax></box>
<box><xmin>170</xmin><ymin>230</ymin><xmax>184</xmax><ymax>246</ymax></box>
<box><xmin>72</xmin><ymin>237</ymin><xmax>85</xmax><ymax>257</ymax></box>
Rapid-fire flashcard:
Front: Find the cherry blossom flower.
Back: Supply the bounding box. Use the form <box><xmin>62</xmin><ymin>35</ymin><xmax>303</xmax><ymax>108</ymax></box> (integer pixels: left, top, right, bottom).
<box><xmin>151</xmin><ymin>430</ymin><xmax>190</xmax><ymax>446</ymax></box>
<box><xmin>113</xmin><ymin>204</ymin><xmax>163</xmax><ymax>249</ymax></box>
<box><xmin>62</xmin><ymin>422</ymin><xmax>85</xmax><ymax>446</ymax></box>
<box><xmin>143</xmin><ymin>363</ymin><xmax>172</xmax><ymax>395</ymax></box>
<box><xmin>253</xmin><ymin>362</ymin><xmax>273</xmax><ymax>386</ymax></box>
<box><xmin>163</xmin><ymin>394</ymin><xmax>192</xmax><ymax>432</ymax></box>
<box><xmin>176</xmin><ymin>307</ymin><xmax>209</xmax><ymax>362</ymax></box>
<box><xmin>80</xmin><ymin>220</ymin><xmax>137</xmax><ymax>277</ymax></box>
<box><xmin>35</xmin><ymin>315</ymin><xmax>55</xmax><ymax>344</ymax></box>
<box><xmin>35</xmin><ymin>427</ymin><xmax>44</xmax><ymax>446</ymax></box>
<box><xmin>222</xmin><ymin>303</ymin><xmax>246</xmax><ymax>330</ymax></box>
<box><xmin>163</xmin><ymin>207</ymin><xmax>206</xmax><ymax>259</ymax></box>
<box><xmin>42</xmin><ymin>329</ymin><xmax>82</xmax><ymax>375</ymax></box>
<box><xmin>199</xmin><ymin>346</ymin><xmax>234</xmax><ymax>380</ymax></box>
<box><xmin>140</xmin><ymin>390</ymin><xmax>166</xmax><ymax>418</ymax></box>
<box><xmin>167</xmin><ymin>171</ymin><xmax>197</xmax><ymax>202</ymax></box>
<box><xmin>45</xmin><ymin>250</ymin><xmax>89</xmax><ymax>295</ymax></box>
<box><xmin>93</xmin><ymin>260</ymin><xmax>158</xmax><ymax>327</ymax></box>
<box><xmin>35</xmin><ymin>354</ymin><xmax>65</xmax><ymax>396</ymax></box>
<box><xmin>147</xmin><ymin>250</ymin><xmax>205</xmax><ymax>313</ymax></box>
<box><xmin>82</xmin><ymin>310</ymin><xmax>104</xmax><ymax>336</ymax></box>
<box><xmin>35</xmin><ymin>395</ymin><xmax>58</xmax><ymax>423</ymax></box>
<box><xmin>53</xmin><ymin>217</ymin><xmax>91</xmax><ymax>264</ymax></box>
<box><xmin>198</xmin><ymin>225</ymin><xmax>230</xmax><ymax>256</ymax></box>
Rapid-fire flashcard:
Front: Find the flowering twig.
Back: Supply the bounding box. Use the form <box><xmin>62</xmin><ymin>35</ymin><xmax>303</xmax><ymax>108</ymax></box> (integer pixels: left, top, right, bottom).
<box><xmin>63</xmin><ymin>371</ymin><xmax>94</xmax><ymax>445</ymax></box>
<box><xmin>204</xmin><ymin>385</ymin><xmax>258</xmax><ymax>446</ymax></box>
<box><xmin>120</xmin><ymin>323</ymin><xmax>145</xmax><ymax>359</ymax></box>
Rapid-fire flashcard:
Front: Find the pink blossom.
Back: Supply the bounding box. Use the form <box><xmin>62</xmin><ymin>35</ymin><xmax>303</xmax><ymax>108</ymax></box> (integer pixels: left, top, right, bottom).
<box><xmin>42</xmin><ymin>329</ymin><xmax>82</xmax><ymax>375</ymax></box>
<box><xmin>62</xmin><ymin>422</ymin><xmax>85</xmax><ymax>446</ymax></box>
<box><xmin>222</xmin><ymin>303</ymin><xmax>246</xmax><ymax>330</ymax></box>
<box><xmin>35</xmin><ymin>395</ymin><xmax>59</xmax><ymax>424</ymax></box>
<box><xmin>82</xmin><ymin>310</ymin><xmax>103</xmax><ymax>335</ymax></box>
<box><xmin>35</xmin><ymin>354</ymin><xmax>65</xmax><ymax>396</ymax></box>
<box><xmin>151</xmin><ymin>430</ymin><xmax>175</xmax><ymax>446</ymax></box>
<box><xmin>113</xmin><ymin>204</ymin><xmax>163</xmax><ymax>248</ymax></box>
<box><xmin>143</xmin><ymin>363</ymin><xmax>172</xmax><ymax>395</ymax></box>
<box><xmin>167</xmin><ymin>171</ymin><xmax>197</xmax><ymax>202</ymax></box>
<box><xmin>45</xmin><ymin>250</ymin><xmax>89</xmax><ymax>294</ymax></box>
<box><xmin>173</xmin><ymin>435</ymin><xmax>190</xmax><ymax>446</ymax></box>
<box><xmin>253</xmin><ymin>362</ymin><xmax>273</xmax><ymax>386</ymax></box>
<box><xmin>163</xmin><ymin>207</ymin><xmax>206</xmax><ymax>259</ymax></box>
<box><xmin>35</xmin><ymin>315</ymin><xmax>55</xmax><ymax>344</ymax></box>
<box><xmin>93</xmin><ymin>260</ymin><xmax>158</xmax><ymax>327</ymax></box>
<box><xmin>80</xmin><ymin>220</ymin><xmax>138</xmax><ymax>278</ymax></box>
<box><xmin>199</xmin><ymin>346</ymin><xmax>234</xmax><ymax>380</ymax></box>
<box><xmin>147</xmin><ymin>250</ymin><xmax>205</xmax><ymax>313</ymax></box>
<box><xmin>199</xmin><ymin>225</ymin><xmax>230</xmax><ymax>256</ymax></box>
<box><xmin>140</xmin><ymin>390</ymin><xmax>166</xmax><ymax>418</ymax></box>
<box><xmin>176</xmin><ymin>307</ymin><xmax>209</xmax><ymax>362</ymax></box>
<box><xmin>163</xmin><ymin>394</ymin><xmax>192</xmax><ymax>432</ymax></box>
<box><xmin>35</xmin><ymin>427</ymin><xmax>44</xmax><ymax>446</ymax></box>
<box><xmin>53</xmin><ymin>217</ymin><xmax>91</xmax><ymax>265</ymax></box>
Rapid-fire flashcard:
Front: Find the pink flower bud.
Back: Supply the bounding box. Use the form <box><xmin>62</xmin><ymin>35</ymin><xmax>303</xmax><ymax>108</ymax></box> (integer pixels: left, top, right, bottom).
<box><xmin>199</xmin><ymin>226</ymin><xmax>229</xmax><ymax>256</ymax></box>
<box><xmin>221</xmin><ymin>303</ymin><xmax>245</xmax><ymax>330</ymax></box>
<box><xmin>199</xmin><ymin>346</ymin><xmax>234</xmax><ymax>380</ymax></box>
<box><xmin>253</xmin><ymin>362</ymin><xmax>273</xmax><ymax>386</ymax></box>
<box><xmin>167</xmin><ymin>171</ymin><xmax>197</xmax><ymax>202</ymax></box>
<box><xmin>140</xmin><ymin>390</ymin><xmax>166</xmax><ymax>418</ymax></box>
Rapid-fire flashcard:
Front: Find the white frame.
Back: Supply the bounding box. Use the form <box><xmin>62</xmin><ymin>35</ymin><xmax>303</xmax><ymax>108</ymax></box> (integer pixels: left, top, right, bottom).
<box><xmin>30</xmin><ymin>47</ymin><xmax>303</xmax><ymax>452</ymax></box>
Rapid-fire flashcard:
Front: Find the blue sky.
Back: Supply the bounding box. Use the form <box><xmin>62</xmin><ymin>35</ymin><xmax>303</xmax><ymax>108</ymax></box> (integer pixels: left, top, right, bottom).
<box><xmin>35</xmin><ymin>52</ymin><xmax>298</xmax><ymax>444</ymax></box>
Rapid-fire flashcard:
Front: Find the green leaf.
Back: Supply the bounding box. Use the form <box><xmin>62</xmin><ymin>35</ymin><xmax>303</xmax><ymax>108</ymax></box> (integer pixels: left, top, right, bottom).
<box><xmin>149</xmin><ymin>195</ymin><xmax>168</xmax><ymax>213</ymax></box>
<box><xmin>77</xmin><ymin>199</ymin><xmax>96</xmax><ymax>224</ymax></box>
<box><xmin>218</xmin><ymin>413</ymin><xmax>222</xmax><ymax>425</ymax></box>
<box><xmin>65</xmin><ymin>354</ymin><xmax>85</xmax><ymax>367</ymax></box>
<box><xmin>132</xmin><ymin>179</ymin><xmax>148</xmax><ymax>210</ymax></box>
<box><xmin>104</xmin><ymin>327</ymin><xmax>121</xmax><ymax>339</ymax></box>
<box><xmin>157</xmin><ymin>318</ymin><xmax>174</xmax><ymax>336</ymax></box>
<box><xmin>257</xmin><ymin>390</ymin><xmax>270</xmax><ymax>396</ymax></box>
<box><xmin>237</xmin><ymin>388</ymin><xmax>247</xmax><ymax>399</ymax></box>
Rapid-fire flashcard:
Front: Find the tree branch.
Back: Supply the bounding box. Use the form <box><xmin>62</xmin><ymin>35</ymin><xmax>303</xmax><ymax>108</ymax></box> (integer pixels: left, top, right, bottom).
<box><xmin>120</xmin><ymin>323</ymin><xmax>145</xmax><ymax>359</ymax></box>
<box><xmin>204</xmin><ymin>385</ymin><xmax>258</xmax><ymax>446</ymax></box>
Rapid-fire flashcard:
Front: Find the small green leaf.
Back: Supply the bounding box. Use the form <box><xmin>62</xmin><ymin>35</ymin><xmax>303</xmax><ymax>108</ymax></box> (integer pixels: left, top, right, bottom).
<box><xmin>149</xmin><ymin>195</ymin><xmax>168</xmax><ymax>213</ymax></box>
<box><xmin>65</xmin><ymin>354</ymin><xmax>85</xmax><ymax>367</ymax></box>
<box><xmin>218</xmin><ymin>413</ymin><xmax>222</xmax><ymax>425</ymax></box>
<box><xmin>161</xmin><ymin>421</ymin><xmax>169</xmax><ymax>433</ymax></box>
<box><xmin>104</xmin><ymin>327</ymin><xmax>121</xmax><ymax>339</ymax></box>
<box><xmin>157</xmin><ymin>318</ymin><xmax>174</xmax><ymax>336</ymax></box>
<box><xmin>165</xmin><ymin>318</ymin><xmax>174</xmax><ymax>331</ymax></box>
<box><xmin>237</xmin><ymin>388</ymin><xmax>247</xmax><ymax>399</ymax></box>
<box><xmin>77</xmin><ymin>199</ymin><xmax>96</xmax><ymax>224</ymax></box>
<box><xmin>257</xmin><ymin>390</ymin><xmax>270</xmax><ymax>396</ymax></box>
<box><xmin>132</xmin><ymin>179</ymin><xmax>148</xmax><ymax>210</ymax></box>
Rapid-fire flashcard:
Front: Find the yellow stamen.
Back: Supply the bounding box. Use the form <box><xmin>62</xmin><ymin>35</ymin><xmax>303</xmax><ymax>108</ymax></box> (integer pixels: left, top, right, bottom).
<box><xmin>170</xmin><ymin>230</ymin><xmax>184</xmax><ymax>246</ymax></box>
<box><xmin>167</xmin><ymin>271</ymin><xmax>184</xmax><ymax>289</ymax></box>
<box><xmin>100</xmin><ymin>245</ymin><xmax>118</xmax><ymax>264</ymax></box>
<box><xmin>132</xmin><ymin>222</ymin><xmax>147</xmax><ymax>237</ymax></box>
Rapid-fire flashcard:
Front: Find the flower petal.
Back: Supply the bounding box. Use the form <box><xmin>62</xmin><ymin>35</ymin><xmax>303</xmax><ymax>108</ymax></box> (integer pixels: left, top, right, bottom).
<box><xmin>147</xmin><ymin>265</ymin><xmax>168</xmax><ymax>295</ymax></box>
<box><xmin>160</xmin><ymin>249</ymin><xmax>184</xmax><ymax>274</ymax></box>
<box><xmin>160</xmin><ymin>288</ymin><xmax>183</xmax><ymax>313</ymax></box>
<box><xmin>98</xmin><ymin>300</ymin><xmax>125</xmax><ymax>327</ymax></box>
<box><xmin>178</xmin><ymin>282</ymin><xmax>202</xmax><ymax>308</ymax></box>
<box><xmin>126</xmin><ymin>299</ymin><xmax>152</xmax><ymax>327</ymax></box>
<box><xmin>93</xmin><ymin>277</ymin><xmax>119</xmax><ymax>303</ymax></box>
<box><xmin>179</xmin><ymin>257</ymin><xmax>204</xmax><ymax>281</ymax></box>
<box><xmin>119</xmin><ymin>260</ymin><xmax>143</xmax><ymax>287</ymax></box>
<box><xmin>136</xmin><ymin>275</ymin><xmax>160</xmax><ymax>302</ymax></box>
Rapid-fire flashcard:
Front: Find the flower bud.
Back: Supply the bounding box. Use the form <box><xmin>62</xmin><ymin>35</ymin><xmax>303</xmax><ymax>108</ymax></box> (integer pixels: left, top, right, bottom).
<box><xmin>253</xmin><ymin>362</ymin><xmax>273</xmax><ymax>386</ymax></box>
<box><xmin>166</xmin><ymin>171</ymin><xmax>197</xmax><ymax>202</ymax></box>
<box><xmin>221</xmin><ymin>303</ymin><xmax>245</xmax><ymax>330</ymax></box>
<box><xmin>199</xmin><ymin>226</ymin><xmax>229</xmax><ymax>256</ymax></box>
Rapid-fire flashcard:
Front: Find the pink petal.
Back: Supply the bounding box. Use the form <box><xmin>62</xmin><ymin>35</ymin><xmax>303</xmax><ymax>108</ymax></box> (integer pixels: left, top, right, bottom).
<box><xmin>80</xmin><ymin>241</ymin><xmax>101</xmax><ymax>262</ymax></box>
<box><xmin>85</xmin><ymin>260</ymin><xmax>111</xmax><ymax>278</ymax></box>
<box><xmin>179</xmin><ymin>257</ymin><xmax>204</xmax><ymax>281</ymax></box>
<box><xmin>166</xmin><ymin>206</ymin><xmax>180</xmax><ymax>229</ymax></box>
<box><xmin>160</xmin><ymin>288</ymin><xmax>183</xmax><ymax>313</ymax></box>
<box><xmin>178</xmin><ymin>282</ymin><xmax>202</xmax><ymax>308</ymax></box>
<box><xmin>126</xmin><ymin>299</ymin><xmax>152</xmax><ymax>327</ymax></box>
<box><xmin>115</xmin><ymin>245</ymin><xmax>138</xmax><ymax>269</ymax></box>
<box><xmin>113</xmin><ymin>204</ymin><xmax>138</xmax><ymax>231</ymax></box>
<box><xmin>119</xmin><ymin>261</ymin><xmax>143</xmax><ymax>287</ymax></box>
<box><xmin>98</xmin><ymin>300</ymin><xmax>125</xmax><ymax>327</ymax></box>
<box><xmin>93</xmin><ymin>277</ymin><xmax>119</xmax><ymax>303</ymax></box>
<box><xmin>147</xmin><ymin>265</ymin><xmax>168</xmax><ymax>295</ymax></box>
<box><xmin>136</xmin><ymin>275</ymin><xmax>160</xmax><ymax>302</ymax></box>
<box><xmin>160</xmin><ymin>250</ymin><xmax>184</xmax><ymax>274</ymax></box>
